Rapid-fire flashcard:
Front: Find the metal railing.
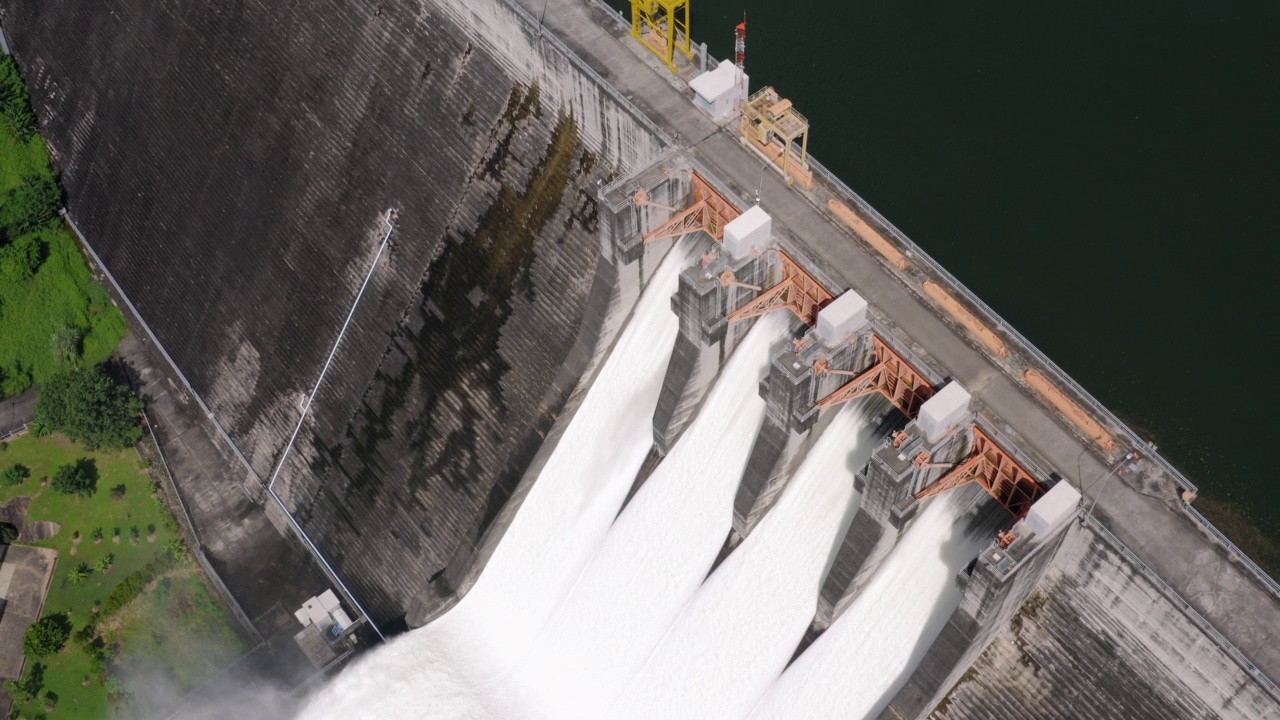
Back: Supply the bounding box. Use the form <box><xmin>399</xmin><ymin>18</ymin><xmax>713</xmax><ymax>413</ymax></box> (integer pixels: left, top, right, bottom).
<box><xmin>0</xmin><ymin>422</ymin><xmax>28</xmax><ymax>444</ymax></box>
<box><xmin>805</xmin><ymin>156</ymin><xmax>1197</xmax><ymax>489</ymax></box>
<box><xmin>1183</xmin><ymin>504</ymin><xmax>1280</xmax><ymax>599</ymax></box>
<box><xmin>63</xmin><ymin>209</ymin><xmax>384</xmax><ymax>640</ymax></box>
<box><xmin>1082</xmin><ymin>514</ymin><xmax>1280</xmax><ymax>702</ymax></box>
<box><xmin>499</xmin><ymin>0</ymin><xmax>672</xmax><ymax>147</ymax></box>
<box><xmin>143</xmin><ymin>408</ymin><xmax>265</xmax><ymax>646</ymax></box>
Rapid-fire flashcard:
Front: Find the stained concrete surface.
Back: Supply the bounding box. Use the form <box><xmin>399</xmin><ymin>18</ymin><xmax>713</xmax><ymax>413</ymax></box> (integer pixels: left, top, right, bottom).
<box><xmin>0</xmin><ymin>0</ymin><xmax>665</xmax><ymax>628</ymax></box>
<box><xmin>926</xmin><ymin>522</ymin><xmax>1280</xmax><ymax>719</ymax></box>
<box><xmin>1</xmin><ymin>0</ymin><xmax>1276</xmax><ymax>710</ymax></box>
<box><xmin>0</xmin><ymin>544</ymin><xmax>56</xmax><ymax>717</ymax></box>
<box><xmin>111</xmin><ymin>332</ymin><xmax>328</xmax><ymax>637</ymax></box>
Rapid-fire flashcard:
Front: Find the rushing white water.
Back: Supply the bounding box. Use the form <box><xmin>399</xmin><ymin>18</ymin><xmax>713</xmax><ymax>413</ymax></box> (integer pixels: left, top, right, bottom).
<box><xmin>747</xmin><ymin>487</ymin><xmax>1001</xmax><ymax>720</ymax></box>
<box><xmin>499</xmin><ymin>313</ymin><xmax>790</xmax><ymax>720</ymax></box>
<box><xmin>608</xmin><ymin>400</ymin><xmax>889</xmax><ymax>720</ymax></box>
<box><xmin>296</xmin><ymin>243</ymin><xmax>692</xmax><ymax>720</ymax></box>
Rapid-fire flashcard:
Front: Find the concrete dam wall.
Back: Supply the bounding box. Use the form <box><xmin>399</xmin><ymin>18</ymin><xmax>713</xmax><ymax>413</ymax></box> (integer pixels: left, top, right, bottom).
<box><xmin>0</xmin><ymin>0</ymin><xmax>664</xmax><ymax>625</ymax></box>
<box><xmin>899</xmin><ymin>519</ymin><xmax>1280</xmax><ymax>720</ymax></box>
<box><xmin>6</xmin><ymin>0</ymin><xmax>1280</xmax><ymax>714</ymax></box>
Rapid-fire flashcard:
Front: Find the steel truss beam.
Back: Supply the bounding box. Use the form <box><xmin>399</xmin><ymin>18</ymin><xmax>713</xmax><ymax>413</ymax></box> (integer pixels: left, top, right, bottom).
<box><xmin>815</xmin><ymin>336</ymin><xmax>935</xmax><ymax>417</ymax></box>
<box><xmin>640</xmin><ymin>172</ymin><xmax>740</xmax><ymax>244</ymax></box>
<box><xmin>914</xmin><ymin>426</ymin><xmax>1045</xmax><ymax>518</ymax></box>
<box><xmin>726</xmin><ymin>250</ymin><xmax>832</xmax><ymax>325</ymax></box>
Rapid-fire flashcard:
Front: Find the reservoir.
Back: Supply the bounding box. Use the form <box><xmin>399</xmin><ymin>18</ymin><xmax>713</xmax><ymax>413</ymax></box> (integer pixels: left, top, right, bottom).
<box><xmin>600</xmin><ymin>0</ymin><xmax>1280</xmax><ymax>543</ymax></box>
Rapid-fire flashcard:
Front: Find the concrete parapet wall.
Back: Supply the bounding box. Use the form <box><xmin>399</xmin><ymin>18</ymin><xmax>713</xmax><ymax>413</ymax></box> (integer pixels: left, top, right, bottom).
<box><xmin>884</xmin><ymin>518</ymin><xmax>1280</xmax><ymax>719</ymax></box>
<box><xmin>1</xmin><ymin>0</ymin><xmax>674</xmax><ymax>627</ymax></box>
<box><xmin>882</xmin><ymin>512</ymin><xmax>1070</xmax><ymax>720</ymax></box>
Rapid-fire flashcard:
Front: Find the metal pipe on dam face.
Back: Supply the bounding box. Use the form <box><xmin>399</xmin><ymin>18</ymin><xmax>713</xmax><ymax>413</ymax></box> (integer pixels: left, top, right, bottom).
<box><xmin>4</xmin><ymin>0</ymin><xmax>1280</xmax><ymax>716</ymax></box>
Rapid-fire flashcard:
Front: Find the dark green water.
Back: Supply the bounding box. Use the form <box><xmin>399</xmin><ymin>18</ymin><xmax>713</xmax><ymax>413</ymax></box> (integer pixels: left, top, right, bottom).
<box><xmin>606</xmin><ymin>0</ymin><xmax>1280</xmax><ymax>539</ymax></box>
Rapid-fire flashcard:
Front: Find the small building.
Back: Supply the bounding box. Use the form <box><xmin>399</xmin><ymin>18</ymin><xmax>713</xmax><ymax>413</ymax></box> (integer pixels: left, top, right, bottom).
<box><xmin>689</xmin><ymin>59</ymin><xmax>747</xmax><ymax>123</ymax></box>
<box><xmin>293</xmin><ymin>589</ymin><xmax>358</xmax><ymax>669</ymax></box>
<box><xmin>294</xmin><ymin>589</ymin><xmax>354</xmax><ymax>641</ymax></box>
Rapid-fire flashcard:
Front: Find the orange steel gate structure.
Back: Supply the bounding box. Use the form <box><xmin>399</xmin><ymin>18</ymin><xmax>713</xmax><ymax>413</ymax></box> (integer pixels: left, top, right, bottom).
<box><xmin>815</xmin><ymin>336</ymin><xmax>935</xmax><ymax>418</ymax></box>
<box><xmin>725</xmin><ymin>250</ymin><xmax>832</xmax><ymax>326</ymax></box>
<box><xmin>639</xmin><ymin>172</ymin><xmax>740</xmax><ymax>244</ymax></box>
<box><xmin>914</xmin><ymin>426</ymin><xmax>1045</xmax><ymax>518</ymax></box>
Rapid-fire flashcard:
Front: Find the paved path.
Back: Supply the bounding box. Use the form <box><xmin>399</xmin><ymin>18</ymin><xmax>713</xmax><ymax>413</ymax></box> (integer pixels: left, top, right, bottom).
<box><xmin>0</xmin><ymin>544</ymin><xmax>57</xmax><ymax>716</ymax></box>
<box><xmin>0</xmin><ymin>387</ymin><xmax>36</xmax><ymax>439</ymax></box>
<box><xmin>520</xmin><ymin>0</ymin><xmax>1280</xmax><ymax>682</ymax></box>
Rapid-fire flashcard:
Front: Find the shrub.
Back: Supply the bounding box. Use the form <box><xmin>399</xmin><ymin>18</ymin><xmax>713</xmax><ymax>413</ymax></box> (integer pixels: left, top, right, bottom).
<box><xmin>0</xmin><ymin>55</ymin><xmax>39</xmax><ymax>142</ymax></box>
<box><xmin>72</xmin><ymin>623</ymin><xmax>97</xmax><ymax>647</ymax></box>
<box><xmin>68</xmin><ymin>562</ymin><xmax>91</xmax><ymax>584</ymax></box>
<box><xmin>109</xmin><ymin>483</ymin><xmax>127</xmax><ymax>500</ymax></box>
<box><xmin>0</xmin><ymin>233</ymin><xmax>43</xmax><ymax>283</ymax></box>
<box><xmin>33</xmin><ymin>366</ymin><xmax>143</xmax><ymax>450</ymax></box>
<box><xmin>90</xmin><ymin>527</ymin><xmax>104</xmax><ymax>543</ymax></box>
<box><xmin>0</xmin><ymin>462</ymin><xmax>28</xmax><ymax>486</ymax></box>
<box><xmin>96</xmin><ymin>553</ymin><xmax>114</xmax><ymax>574</ymax></box>
<box><xmin>22</xmin><ymin>615</ymin><xmax>71</xmax><ymax>658</ymax></box>
<box><xmin>0</xmin><ymin>521</ymin><xmax>17</xmax><ymax>545</ymax></box>
<box><xmin>102</xmin><ymin>554</ymin><xmax>178</xmax><ymax>617</ymax></box>
<box><xmin>50</xmin><ymin>325</ymin><xmax>82</xmax><ymax>365</ymax></box>
<box><xmin>0</xmin><ymin>173</ymin><xmax>61</xmax><ymax>237</ymax></box>
<box><xmin>50</xmin><ymin>458</ymin><xmax>96</xmax><ymax>497</ymax></box>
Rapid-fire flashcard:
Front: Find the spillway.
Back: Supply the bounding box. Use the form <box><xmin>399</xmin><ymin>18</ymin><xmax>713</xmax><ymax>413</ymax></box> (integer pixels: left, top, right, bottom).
<box><xmin>295</xmin><ymin>243</ymin><xmax>691</xmax><ymax>720</ymax></box>
<box><xmin>499</xmin><ymin>313</ymin><xmax>790</xmax><ymax>720</ymax></box>
<box><xmin>748</xmin><ymin>487</ymin><xmax>1003</xmax><ymax>720</ymax></box>
<box><xmin>608</xmin><ymin>399</ymin><xmax>891</xmax><ymax>720</ymax></box>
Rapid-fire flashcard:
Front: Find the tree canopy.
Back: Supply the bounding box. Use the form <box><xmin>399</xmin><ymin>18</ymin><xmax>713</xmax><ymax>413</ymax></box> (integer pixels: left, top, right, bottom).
<box><xmin>51</xmin><ymin>459</ymin><xmax>97</xmax><ymax>497</ymax></box>
<box><xmin>0</xmin><ymin>462</ymin><xmax>28</xmax><ymax>487</ymax></box>
<box><xmin>22</xmin><ymin>614</ymin><xmax>71</xmax><ymax>658</ymax></box>
<box><xmin>33</xmin><ymin>366</ymin><xmax>143</xmax><ymax>450</ymax></box>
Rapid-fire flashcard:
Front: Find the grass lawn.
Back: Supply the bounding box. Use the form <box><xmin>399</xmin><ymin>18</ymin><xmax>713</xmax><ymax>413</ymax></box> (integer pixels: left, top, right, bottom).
<box><xmin>1</xmin><ymin>433</ymin><xmax>247</xmax><ymax>719</ymax></box>
<box><xmin>0</xmin><ymin>105</ymin><xmax>126</xmax><ymax>399</ymax></box>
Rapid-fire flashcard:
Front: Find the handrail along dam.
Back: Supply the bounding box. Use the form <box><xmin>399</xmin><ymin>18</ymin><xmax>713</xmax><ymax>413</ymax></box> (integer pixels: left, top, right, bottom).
<box><xmin>2</xmin><ymin>0</ymin><xmax>1278</xmax><ymax>717</ymax></box>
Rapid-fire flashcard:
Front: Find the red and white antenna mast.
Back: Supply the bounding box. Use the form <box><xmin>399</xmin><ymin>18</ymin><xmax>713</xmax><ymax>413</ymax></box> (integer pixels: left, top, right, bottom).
<box><xmin>734</xmin><ymin>14</ymin><xmax>748</xmax><ymax>111</ymax></box>
<box><xmin>734</xmin><ymin>14</ymin><xmax>746</xmax><ymax>71</ymax></box>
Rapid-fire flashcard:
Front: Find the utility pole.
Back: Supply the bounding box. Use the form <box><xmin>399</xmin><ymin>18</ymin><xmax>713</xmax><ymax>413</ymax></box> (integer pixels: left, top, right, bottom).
<box><xmin>1086</xmin><ymin>451</ymin><xmax>1136</xmax><ymax>518</ymax></box>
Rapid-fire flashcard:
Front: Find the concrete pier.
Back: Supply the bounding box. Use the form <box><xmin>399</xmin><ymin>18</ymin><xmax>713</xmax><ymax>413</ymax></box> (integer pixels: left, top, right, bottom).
<box><xmin>733</xmin><ymin>328</ymin><xmax>864</xmax><ymax>539</ymax></box>
<box><xmin>8</xmin><ymin>0</ymin><xmax>1280</xmax><ymax>713</ymax></box>
<box><xmin>815</xmin><ymin>405</ymin><xmax>974</xmax><ymax>628</ymax></box>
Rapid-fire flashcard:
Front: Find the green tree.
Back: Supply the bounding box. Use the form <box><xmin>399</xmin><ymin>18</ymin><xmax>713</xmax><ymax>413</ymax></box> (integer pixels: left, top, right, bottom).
<box><xmin>0</xmin><ymin>521</ymin><xmax>17</xmax><ymax>545</ymax></box>
<box><xmin>33</xmin><ymin>366</ymin><xmax>143</xmax><ymax>450</ymax></box>
<box><xmin>0</xmin><ymin>55</ymin><xmax>39</xmax><ymax>142</ymax></box>
<box><xmin>0</xmin><ymin>173</ymin><xmax>61</xmax><ymax>236</ymax></box>
<box><xmin>0</xmin><ymin>233</ymin><xmax>43</xmax><ymax>283</ymax></box>
<box><xmin>22</xmin><ymin>614</ymin><xmax>71</xmax><ymax>658</ymax></box>
<box><xmin>68</xmin><ymin>562</ymin><xmax>92</xmax><ymax>584</ymax></box>
<box><xmin>95</xmin><ymin>553</ymin><xmax>114</xmax><ymax>573</ymax></box>
<box><xmin>50</xmin><ymin>459</ymin><xmax>97</xmax><ymax>497</ymax></box>
<box><xmin>0</xmin><ymin>462</ymin><xmax>28</xmax><ymax>486</ymax></box>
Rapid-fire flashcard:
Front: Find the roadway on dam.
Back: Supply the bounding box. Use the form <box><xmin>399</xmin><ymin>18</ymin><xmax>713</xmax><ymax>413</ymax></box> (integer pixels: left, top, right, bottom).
<box><xmin>518</xmin><ymin>0</ymin><xmax>1280</xmax><ymax>684</ymax></box>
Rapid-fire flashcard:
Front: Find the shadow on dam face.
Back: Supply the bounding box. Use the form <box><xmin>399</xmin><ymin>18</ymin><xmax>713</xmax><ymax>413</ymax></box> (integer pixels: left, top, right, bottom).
<box><xmin>293</xmin><ymin>90</ymin><xmax>617</xmax><ymax>624</ymax></box>
<box><xmin>2</xmin><ymin>0</ymin><xmax>666</xmax><ymax>629</ymax></box>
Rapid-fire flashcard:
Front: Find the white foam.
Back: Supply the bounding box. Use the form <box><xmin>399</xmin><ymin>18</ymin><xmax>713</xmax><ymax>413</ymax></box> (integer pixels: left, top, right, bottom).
<box><xmin>747</xmin><ymin>488</ymin><xmax>1000</xmax><ymax>720</ymax></box>
<box><xmin>500</xmin><ymin>314</ymin><xmax>789</xmax><ymax>719</ymax></box>
<box><xmin>610</xmin><ymin>402</ymin><xmax>886</xmax><ymax>720</ymax></box>
<box><xmin>296</xmin><ymin>243</ymin><xmax>692</xmax><ymax>720</ymax></box>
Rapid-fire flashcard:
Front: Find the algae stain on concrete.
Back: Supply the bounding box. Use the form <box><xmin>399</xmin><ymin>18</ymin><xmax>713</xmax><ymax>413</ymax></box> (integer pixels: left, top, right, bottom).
<box><xmin>325</xmin><ymin>82</ymin><xmax>590</xmax><ymax>528</ymax></box>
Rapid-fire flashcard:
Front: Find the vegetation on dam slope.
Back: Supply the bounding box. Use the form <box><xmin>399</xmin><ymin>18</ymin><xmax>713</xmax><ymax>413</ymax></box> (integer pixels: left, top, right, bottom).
<box><xmin>1</xmin><ymin>433</ymin><xmax>247</xmax><ymax>719</ymax></box>
<box><xmin>0</xmin><ymin>55</ymin><xmax>125</xmax><ymax>399</ymax></box>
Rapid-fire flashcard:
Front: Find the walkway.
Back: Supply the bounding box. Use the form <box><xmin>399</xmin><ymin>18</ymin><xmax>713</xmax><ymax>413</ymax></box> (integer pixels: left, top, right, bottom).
<box><xmin>519</xmin><ymin>0</ymin><xmax>1280</xmax><ymax>682</ymax></box>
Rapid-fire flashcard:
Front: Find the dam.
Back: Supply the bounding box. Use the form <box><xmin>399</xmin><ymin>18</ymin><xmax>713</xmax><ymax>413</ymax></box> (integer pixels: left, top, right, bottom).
<box><xmin>1</xmin><ymin>0</ymin><xmax>1277</xmax><ymax>717</ymax></box>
